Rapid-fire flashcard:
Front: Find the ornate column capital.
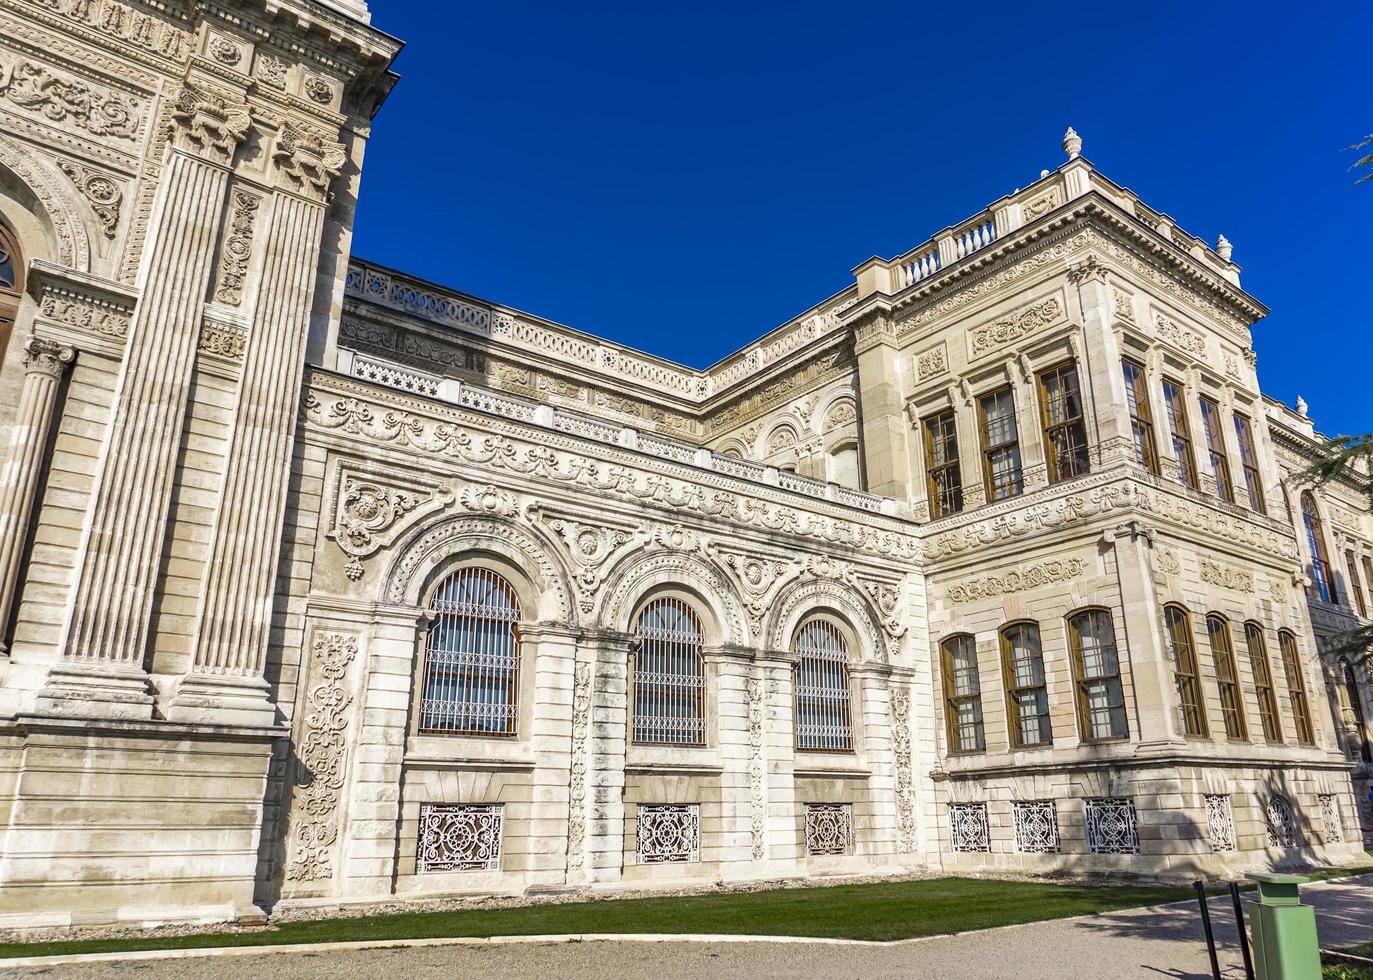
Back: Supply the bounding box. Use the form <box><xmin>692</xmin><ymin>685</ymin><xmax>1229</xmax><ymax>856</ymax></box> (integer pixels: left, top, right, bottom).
<box><xmin>22</xmin><ymin>336</ymin><xmax>75</xmax><ymax>378</ymax></box>
<box><xmin>272</xmin><ymin>122</ymin><xmax>346</xmax><ymax>200</ymax></box>
<box><xmin>170</xmin><ymin>83</ymin><xmax>252</xmax><ymax>166</ymax></box>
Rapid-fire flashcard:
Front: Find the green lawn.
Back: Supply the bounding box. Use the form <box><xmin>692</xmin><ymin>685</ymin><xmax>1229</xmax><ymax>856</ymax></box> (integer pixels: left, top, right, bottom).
<box><xmin>1</xmin><ymin>877</ymin><xmax>1196</xmax><ymax>959</ymax></box>
<box><xmin>1324</xmin><ymin>942</ymin><xmax>1373</xmax><ymax>979</ymax></box>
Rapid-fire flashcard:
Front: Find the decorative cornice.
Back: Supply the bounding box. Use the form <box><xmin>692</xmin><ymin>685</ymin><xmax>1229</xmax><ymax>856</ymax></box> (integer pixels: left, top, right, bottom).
<box><xmin>170</xmin><ymin>82</ymin><xmax>252</xmax><ymax>166</ymax></box>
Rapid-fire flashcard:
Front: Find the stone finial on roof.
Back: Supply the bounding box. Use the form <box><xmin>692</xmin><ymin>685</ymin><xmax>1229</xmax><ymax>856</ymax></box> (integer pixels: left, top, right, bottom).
<box><xmin>1295</xmin><ymin>395</ymin><xmax>1309</xmax><ymax>418</ymax></box>
<box><xmin>1216</xmin><ymin>234</ymin><xmax>1233</xmax><ymax>262</ymax></box>
<box><xmin>1063</xmin><ymin>127</ymin><xmax>1082</xmax><ymax>160</ymax></box>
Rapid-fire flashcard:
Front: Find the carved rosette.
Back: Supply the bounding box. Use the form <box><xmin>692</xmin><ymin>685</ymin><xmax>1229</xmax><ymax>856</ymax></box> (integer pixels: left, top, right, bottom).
<box><xmin>285</xmin><ymin>632</ymin><xmax>358</xmax><ymax>883</ymax></box>
<box><xmin>547</xmin><ymin>518</ymin><xmax>632</xmax><ymax>613</ymax></box>
<box><xmin>170</xmin><ymin>83</ymin><xmax>251</xmax><ymax>165</ymax></box>
<box><xmin>273</xmin><ymin>122</ymin><xmax>346</xmax><ymax>201</ymax></box>
<box><xmin>747</xmin><ymin>674</ymin><xmax>766</xmax><ymax>861</ymax></box>
<box><xmin>335</xmin><ymin>480</ymin><xmax>418</xmax><ymax>578</ymax></box>
<box><xmin>22</xmin><ymin>337</ymin><xmax>75</xmax><ymax>378</ymax></box>
<box><xmin>890</xmin><ymin>688</ymin><xmax>916</xmax><ymax>853</ymax></box>
<box><xmin>566</xmin><ymin>661</ymin><xmax>593</xmax><ymax>871</ymax></box>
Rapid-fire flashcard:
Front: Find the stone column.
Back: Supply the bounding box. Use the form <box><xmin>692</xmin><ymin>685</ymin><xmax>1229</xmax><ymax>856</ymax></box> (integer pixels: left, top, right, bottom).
<box><xmin>853</xmin><ymin>309</ymin><xmax>912</xmax><ymax>500</ymax></box>
<box><xmin>582</xmin><ymin>629</ymin><xmax>632</xmax><ymax>883</ymax></box>
<box><xmin>757</xmin><ymin>653</ymin><xmax>800</xmax><ymax>872</ymax></box>
<box><xmin>40</xmin><ymin>84</ymin><xmax>250</xmax><ymax>719</ymax></box>
<box><xmin>169</xmin><ymin>124</ymin><xmax>345</xmax><ymax>725</ymax></box>
<box><xmin>1069</xmin><ymin>258</ymin><xmax>1135</xmax><ymax>470</ymax></box>
<box><xmin>0</xmin><ymin>338</ymin><xmax>74</xmax><ymax>653</ymax></box>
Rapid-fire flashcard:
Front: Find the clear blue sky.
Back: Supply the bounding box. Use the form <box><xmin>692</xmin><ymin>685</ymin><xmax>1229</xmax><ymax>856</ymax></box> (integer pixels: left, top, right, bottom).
<box><xmin>355</xmin><ymin>1</ymin><xmax>1372</xmax><ymax>435</ymax></box>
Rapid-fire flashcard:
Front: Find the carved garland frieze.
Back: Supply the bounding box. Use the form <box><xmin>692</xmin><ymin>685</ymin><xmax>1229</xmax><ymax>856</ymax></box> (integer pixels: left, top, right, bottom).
<box><xmin>23</xmin><ymin>0</ymin><xmax>187</xmax><ymax>59</ymax></box>
<box><xmin>36</xmin><ymin>282</ymin><xmax>130</xmax><ymax>337</ymax></box>
<box><xmin>1199</xmin><ymin>557</ymin><xmax>1256</xmax><ymax>592</ymax></box>
<box><xmin>285</xmin><ymin>631</ymin><xmax>357</xmax><ymax>882</ymax></box>
<box><xmin>945</xmin><ymin>557</ymin><xmax>1086</xmax><ymax>603</ymax></box>
<box><xmin>57</xmin><ymin>159</ymin><xmax>121</xmax><ymax>238</ymax></box>
<box><xmin>968</xmin><ymin>295</ymin><xmax>1065</xmax><ymax>359</ymax></box>
<box><xmin>214</xmin><ymin>190</ymin><xmax>259</xmax><ymax>305</ymax></box>
<box><xmin>0</xmin><ymin>53</ymin><xmax>141</xmax><ymax>141</ymax></box>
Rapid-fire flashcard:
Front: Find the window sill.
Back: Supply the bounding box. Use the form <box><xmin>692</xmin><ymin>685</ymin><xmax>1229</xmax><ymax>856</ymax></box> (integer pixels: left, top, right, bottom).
<box><xmin>625</xmin><ymin>761</ymin><xmax>724</xmax><ymax>776</ymax></box>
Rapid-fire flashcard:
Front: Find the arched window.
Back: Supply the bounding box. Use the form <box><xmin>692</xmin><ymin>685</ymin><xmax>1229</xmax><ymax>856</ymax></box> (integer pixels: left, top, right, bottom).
<box><xmin>0</xmin><ymin>224</ymin><xmax>23</xmax><ymax>370</ymax></box>
<box><xmin>941</xmin><ymin>634</ymin><xmax>984</xmax><ymax>752</ymax></box>
<box><xmin>793</xmin><ymin>618</ymin><xmax>853</xmax><ymax>752</ymax></box>
<box><xmin>1001</xmin><ymin>622</ymin><xmax>1051</xmax><ymax>748</ymax></box>
<box><xmin>1339</xmin><ymin>659</ymin><xmax>1370</xmax><ymax>763</ymax></box>
<box><xmin>419</xmin><ymin>567</ymin><xmax>521</xmax><ymax>736</ymax></box>
<box><xmin>1245</xmin><ymin>622</ymin><xmax>1282</xmax><ymax>742</ymax></box>
<box><xmin>1278</xmin><ymin>630</ymin><xmax>1314</xmax><ymax>745</ymax></box>
<box><xmin>1163</xmin><ymin>604</ymin><xmax>1207</xmax><ymax>737</ymax></box>
<box><xmin>1300</xmin><ymin>492</ymin><xmax>1335</xmax><ymax>603</ymax></box>
<box><xmin>1206</xmin><ymin>614</ymin><xmax>1247</xmax><ymax>740</ymax></box>
<box><xmin>633</xmin><ymin>597</ymin><xmax>705</xmax><ymax>745</ymax></box>
<box><xmin>1067</xmin><ymin>609</ymin><xmax>1128</xmax><ymax>741</ymax></box>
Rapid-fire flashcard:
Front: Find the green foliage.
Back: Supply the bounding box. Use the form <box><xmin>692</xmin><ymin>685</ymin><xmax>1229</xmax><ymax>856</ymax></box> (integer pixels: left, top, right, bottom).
<box><xmin>1353</xmin><ymin>133</ymin><xmax>1373</xmax><ymax>186</ymax></box>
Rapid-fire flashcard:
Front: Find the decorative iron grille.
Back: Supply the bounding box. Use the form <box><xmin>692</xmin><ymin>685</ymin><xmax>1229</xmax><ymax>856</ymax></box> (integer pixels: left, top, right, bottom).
<box><xmin>636</xmin><ymin>804</ymin><xmax>700</xmax><ymax>864</ymax></box>
<box><xmin>1319</xmin><ymin>794</ymin><xmax>1343</xmax><ymax>843</ymax></box>
<box><xmin>1204</xmin><ymin>795</ymin><xmax>1236</xmax><ymax>852</ymax></box>
<box><xmin>949</xmin><ymin>802</ymin><xmax>990</xmax><ymax>853</ymax></box>
<box><xmin>1263</xmin><ymin>794</ymin><xmax>1296</xmax><ymax>848</ymax></box>
<box><xmin>633</xmin><ymin>598</ymin><xmax>706</xmax><ymax>745</ymax></box>
<box><xmin>416</xmin><ymin>803</ymin><xmax>503</xmax><ymax>872</ymax></box>
<box><xmin>419</xmin><ymin>567</ymin><xmax>520</xmax><ymax>736</ymax></box>
<box><xmin>1012</xmin><ymin>801</ymin><xmax>1059</xmax><ymax>853</ymax></box>
<box><xmin>1084</xmin><ymin>798</ymin><xmax>1139</xmax><ymax>854</ymax></box>
<box><xmin>804</xmin><ymin>803</ymin><xmax>853</xmax><ymax>855</ymax></box>
<box><xmin>794</xmin><ymin>620</ymin><xmax>853</xmax><ymax>751</ymax></box>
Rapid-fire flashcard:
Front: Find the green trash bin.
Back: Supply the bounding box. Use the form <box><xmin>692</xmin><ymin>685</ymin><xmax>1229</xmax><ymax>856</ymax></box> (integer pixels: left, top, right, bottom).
<box><xmin>1247</xmin><ymin>873</ymin><xmax>1322</xmax><ymax>980</ymax></box>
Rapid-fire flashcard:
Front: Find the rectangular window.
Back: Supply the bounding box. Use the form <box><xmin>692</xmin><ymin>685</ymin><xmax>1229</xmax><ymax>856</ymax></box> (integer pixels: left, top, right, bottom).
<box><xmin>417</xmin><ymin>803</ymin><xmax>504</xmax><ymax>872</ymax></box>
<box><xmin>1001</xmin><ymin>623</ymin><xmax>1051</xmax><ymax>748</ymax></box>
<box><xmin>1012</xmin><ymin>801</ymin><xmax>1060</xmax><ymax>853</ymax></box>
<box><xmin>1206</xmin><ymin>616</ymin><xmax>1247</xmax><ymax>740</ymax></box>
<box><xmin>1233</xmin><ymin>413</ymin><xmax>1267</xmax><ymax>513</ymax></box>
<box><xmin>1346</xmin><ymin>551</ymin><xmax>1367</xmax><ymax>617</ymax></box>
<box><xmin>1068</xmin><ymin>610</ymin><xmax>1129</xmax><ymax>741</ymax></box>
<box><xmin>1279</xmin><ymin>631</ymin><xmax>1315</xmax><ymax>744</ymax></box>
<box><xmin>941</xmin><ymin>635</ymin><xmax>985</xmax><ymax>752</ymax></box>
<box><xmin>1204</xmin><ymin>795</ymin><xmax>1236</xmax><ymax>852</ymax></box>
<box><xmin>1365</xmin><ymin>557</ymin><xmax>1373</xmax><ymax>615</ymax></box>
<box><xmin>1164</xmin><ymin>605</ymin><xmax>1208</xmax><ymax>737</ymax></box>
<box><xmin>636</xmin><ymin>804</ymin><xmax>701</xmax><ymax>864</ymax></box>
<box><xmin>1037</xmin><ymin>362</ymin><xmax>1090</xmax><ymax>483</ymax></box>
<box><xmin>978</xmin><ymin>387</ymin><xmax>1023</xmax><ymax>501</ymax></box>
<box><xmin>1160</xmin><ymin>378</ymin><xmax>1197</xmax><ymax>489</ymax></box>
<box><xmin>1084</xmin><ymin>798</ymin><xmax>1139</xmax><ymax>854</ymax></box>
<box><xmin>923</xmin><ymin>409</ymin><xmax>963</xmax><ymax>518</ymax></box>
<box><xmin>949</xmin><ymin>802</ymin><xmax>990</xmax><ymax>853</ymax></box>
<box><xmin>1199</xmin><ymin>396</ymin><xmax>1234</xmax><ymax>503</ymax></box>
<box><xmin>1245</xmin><ymin>623</ymin><xmax>1283</xmax><ymax>742</ymax></box>
<box><xmin>1121</xmin><ymin>358</ymin><xmax>1159</xmax><ymax>474</ymax></box>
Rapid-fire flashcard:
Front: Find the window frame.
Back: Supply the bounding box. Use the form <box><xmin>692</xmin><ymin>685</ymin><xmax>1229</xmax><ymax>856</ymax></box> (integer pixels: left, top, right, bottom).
<box><xmin>1205</xmin><ymin>614</ymin><xmax>1247</xmax><ymax>740</ymax></box>
<box><xmin>941</xmin><ymin>633</ymin><xmax>985</xmax><ymax>754</ymax></box>
<box><xmin>1163</xmin><ymin>604</ymin><xmax>1207</xmax><ymax>737</ymax></box>
<box><xmin>922</xmin><ymin>407</ymin><xmax>964</xmax><ymax>518</ymax></box>
<box><xmin>1000</xmin><ymin>621</ymin><xmax>1052</xmax><ymax>749</ymax></box>
<box><xmin>1300</xmin><ymin>492</ymin><xmax>1336</xmax><ymax>603</ymax></box>
<box><xmin>1066</xmin><ymin>608</ymin><xmax>1129</xmax><ymax>742</ymax></box>
<box><xmin>1339</xmin><ymin>658</ymin><xmax>1371</xmax><ymax>763</ymax></box>
<box><xmin>977</xmin><ymin>386</ymin><xmax>1024</xmax><ymax>502</ymax></box>
<box><xmin>1345</xmin><ymin>550</ymin><xmax>1367</xmax><ymax>617</ymax></box>
<box><xmin>631</xmin><ymin>595</ymin><xmax>707</xmax><ymax>747</ymax></box>
<box><xmin>1278</xmin><ymin>629</ymin><xmax>1315</xmax><ymax>745</ymax></box>
<box><xmin>1036</xmin><ymin>360</ymin><xmax>1091</xmax><ymax>484</ymax></box>
<box><xmin>1244</xmin><ymin>622</ymin><xmax>1283</xmax><ymax>743</ymax></box>
<box><xmin>1198</xmin><ymin>396</ymin><xmax>1234</xmax><ymax>503</ymax></box>
<box><xmin>1232</xmin><ymin>412</ymin><xmax>1267</xmax><ymax>514</ymax></box>
<box><xmin>1160</xmin><ymin>377</ymin><xmax>1198</xmax><ymax>489</ymax></box>
<box><xmin>792</xmin><ymin>616</ymin><xmax>855</xmax><ymax>754</ymax></box>
<box><xmin>1120</xmin><ymin>357</ymin><xmax>1159</xmax><ymax>475</ymax></box>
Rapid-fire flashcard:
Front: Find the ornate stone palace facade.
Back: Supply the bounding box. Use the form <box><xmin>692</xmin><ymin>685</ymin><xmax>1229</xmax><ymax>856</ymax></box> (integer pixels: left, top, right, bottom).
<box><xmin>0</xmin><ymin>0</ymin><xmax>1368</xmax><ymax>931</ymax></box>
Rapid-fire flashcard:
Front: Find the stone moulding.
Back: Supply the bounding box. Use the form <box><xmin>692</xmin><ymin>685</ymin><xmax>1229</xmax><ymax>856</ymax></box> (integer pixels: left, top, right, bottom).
<box><xmin>323</xmin><ymin>459</ymin><xmax>454</xmax><ymax>581</ymax></box>
<box><xmin>967</xmin><ymin>293</ymin><xmax>1065</xmax><ymax>359</ymax></box>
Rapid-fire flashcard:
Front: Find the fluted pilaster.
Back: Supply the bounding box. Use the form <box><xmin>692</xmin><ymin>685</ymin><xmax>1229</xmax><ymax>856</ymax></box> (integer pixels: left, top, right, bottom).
<box><xmin>43</xmin><ymin>99</ymin><xmax>245</xmax><ymax>718</ymax></box>
<box><xmin>0</xmin><ymin>338</ymin><xmax>74</xmax><ymax>653</ymax></box>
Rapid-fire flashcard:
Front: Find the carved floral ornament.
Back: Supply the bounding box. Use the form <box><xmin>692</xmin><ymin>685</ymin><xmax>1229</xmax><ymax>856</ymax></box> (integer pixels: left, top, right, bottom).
<box><xmin>273</xmin><ymin>121</ymin><xmax>346</xmax><ymax>200</ymax></box>
<box><xmin>56</xmin><ymin>160</ymin><xmax>122</xmax><ymax>239</ymax></box>
<box><xmin>946</xmin><ymin>557</ymin><xmax>1086</xmax><ymax>604</ymax></box>
<box><xmin>0</xmin><ymin>53</ymin><xmax>142</xmax><ymax>141</ymax></box>
<box><xmin>968</xmin><ymin>294</ymin><xmax>1065</xmax><ymax>358</ymax></box>
<box><xmin>170</xmin><ymin>83</ymin><xmax>251</xmax><ymax>165</ymax></box>
<box><xmin>22</xmin><ymin>336</ymin><xmax>75</xmax><ymax>377</ymax></box>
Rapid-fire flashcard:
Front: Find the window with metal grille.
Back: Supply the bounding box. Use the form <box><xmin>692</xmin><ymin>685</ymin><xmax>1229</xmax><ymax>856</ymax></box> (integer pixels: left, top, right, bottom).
<box><xmin>1206</xmin><ymin>614</ymin><xmax>1247</xmax><ymax>740</ymax></box>
<box><xmin>1067</xmin><ymin>609</ymin><xmax>1128</xmax><ymax>741</ymax></box>
<box><xmin>793</xmin><ymin>619</ymin><xmax>853</xmax><ymax>752</ymax></box>
<box><xmin>1001</xmin><ymin>622</ymin><xmax>1051</xmax><ymax>748</ymax></box>
<box><xmin>1164</xmin><ymin>604</ymin><xmax>1207</xmax><ymax>737</ymax></box>
<box><xmin>416</xmin><ymin>803</ymin><xmax>503</xmax><ymax>872</ymax></box>
<box><xmin>633</xmin><ymin>597</ymin><xmax>706</xmax><ymax>745</ymax></box>
<box><xmin>1084</xmin><ymin>798</ymin><xmax>1139</xmax><ymax>854</ymax></box>
<box><xmin>1232</xmin><ymin>412</ymin><xmax>1266</xmax><ymax>513</ymax></box>
<box><xmin>419</xmin><ymin>567</ymin><xmax>521</xmax><ymax>736</ymax></box>
<box><xmin>1198</xmin><ymin>396</ymin><xmax>1234</xmax><ymax>503</ymax></box>
<box><xmin>1037</xmin><ymin>361</ymin><xmax>1090</xmax><ymax>483</ymax></box>
<box><xmin>1012</xmin><ymin>800</ymin><xmax>1059</xmax><ymax>853</ymax></box>
<box><xmin>804</xmin><ymin>803</ymin><xmax>853</xmax><ymax>855</ymax></box>
<box><xmin>1301</xmin><ymin>492</ymin><xmax>1336</xmax><ymax>603</ymax></box>
<box><xmin>1319</xmin><ymin>794</ymin><xmax>1343</xmax><ymax>844</ymax></box>
<box><xmin>1278</xmin><ymin>630</ymin><xmax>1315</xmax><ymax>745</ymax></box>
<box><xmin>1245</xmin><ymin>622</ymin><xmax>1283</xmax><ymax>742</ymax></box>
<box><xmin>1204</xmin><ymin>795</ymin><xmax>1236</xmax><ymax>852</ymax></box>
<box><xmin>636</xmin><ymin>803</ymin><xmax>700</xmax><ymax>863</ymax></box>
<box><xmin>1160</xmin><ymin>378</ymin><xmax>1197</xmax><ymax>489</ymax></box>
<box><xmin>941</xmin><ymin>634</ymin><xmax>985</xmax><ymax>752</ymax></box>
<box><xmin>949</xmin><ymin>802</ymin><xmax>990</xmax><ymax>852</ymax></box>
<box><xmin>922</xmin><ymin>409</ymin><xmax>963</xmax><ymax>517</ymax></box>
<box><xmin>1263</xmin><ymin>794</ymin><xmax>1296</xmax><ymax>847</ymax></box>
<box><xmin>1121</xmin><ymin>358</ymin><xmax>1159</xmax><ymax>474</ymax></box>
<box><xmin>978</xmin><ymin>387</ymin><xmax>1023</xmax><ymax>501</ymax></box>
<box><xmin>1345</xmin><ymin>551</ymin><xmax>1367</xmax><ymax>617</ymax></box>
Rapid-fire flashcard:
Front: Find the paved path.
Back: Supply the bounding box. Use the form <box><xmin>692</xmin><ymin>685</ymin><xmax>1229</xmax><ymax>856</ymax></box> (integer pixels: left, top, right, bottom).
<box><xmin>9</xmin><ymin>876</ymin><xmax>1371</xmax><ymax>979</ymax></box>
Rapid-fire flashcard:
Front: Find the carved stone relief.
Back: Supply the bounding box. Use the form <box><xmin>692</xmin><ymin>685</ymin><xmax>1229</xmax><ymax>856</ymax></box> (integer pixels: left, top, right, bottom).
<box><xmin>0</xmin><ymin>53</ymin><xmax>142</xmax><ymax>141</ymax></box>
<box><xmin>968</xmin><ymin>294</ymin><xmax>1065</xmax><ymax>359</ymax></box>
<box><xmin>57</xmin><ymin>160</ymin><xmax>121</xmax><ymax>238</ymax></box>
<box><xmin>945</xmin><ymin>557</ymin><xmax>1086</xmax><ymax>603</ymax></box>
